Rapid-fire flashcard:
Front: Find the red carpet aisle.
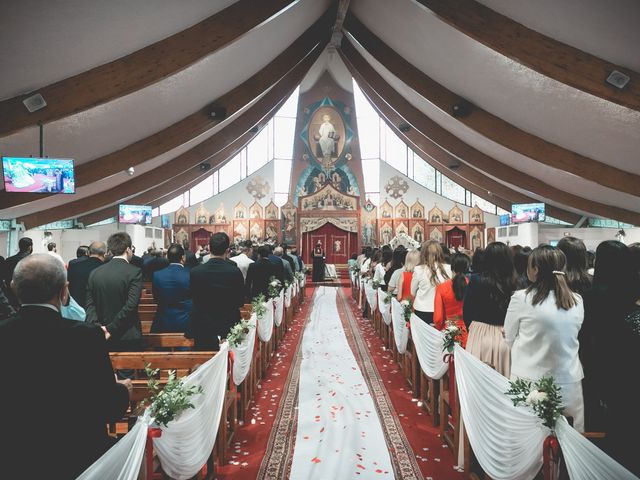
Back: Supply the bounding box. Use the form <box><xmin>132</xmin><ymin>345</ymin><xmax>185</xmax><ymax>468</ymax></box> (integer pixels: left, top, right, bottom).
<box><xmin>217</xmin><ymin>286</ymin><xmax>316</xmax><ymax>480</ymax></box>
<box><xmin>338</xmin><ymin>287</ymin><xmax>463</xmax><ymax>480</ymax></box>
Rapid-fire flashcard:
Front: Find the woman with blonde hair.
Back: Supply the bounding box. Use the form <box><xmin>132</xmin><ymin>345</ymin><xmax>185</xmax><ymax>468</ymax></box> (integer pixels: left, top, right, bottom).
<box><xmin>410</xmin><ymin>240</ymin><xmax>451</xmax><ymax>323</ymax></box>
<box><xmin>395</xmin><ymin>249</ymin><xmax>421</xmax><ymax>301</ymax></box>
<box><xmin>504</xmin><ymin>245</ymin><xmax>584</xmax><ymax>430</ymax></box>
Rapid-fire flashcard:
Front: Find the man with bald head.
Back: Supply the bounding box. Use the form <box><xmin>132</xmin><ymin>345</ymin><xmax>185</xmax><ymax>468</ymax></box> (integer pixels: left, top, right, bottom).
<box><xmin>67</xmin><ymin>240</ymin><xmax>106</xmax><ymax>309</ymax></box>
<box><xmin>0</xmin><ymin>254</ymin><xmax>130</xmax><ymax>478</ymax></box>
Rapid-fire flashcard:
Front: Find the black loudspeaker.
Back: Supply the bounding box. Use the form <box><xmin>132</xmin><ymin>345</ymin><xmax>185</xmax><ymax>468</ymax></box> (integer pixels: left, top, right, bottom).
<box><xmin>398</xmin><ymin>122</ymin><xmax>411</xmax><ymax>133</ymax></box>
<box><xmin>250</xmin><ymin>125</ymin><xmax>260</xmax><ymax>133</ymax></box>
<box><xmin>209</xmin><ymin>105</ymin><xmax>227</xmax><ymax>119</ymax></box>
<box><xmin>448</xmin><ymin>162</ymin><xmax>460</xmax><ymax>170</ymax></box>
<box><xmin>199</xmin><ymin>163</ymin><xmax>211</xmax><ymax>171</ymax></box>
<box><xmin>451</xmin><ymin>99</ymin><xmax>473</xmax><ymax>118</ymax></box>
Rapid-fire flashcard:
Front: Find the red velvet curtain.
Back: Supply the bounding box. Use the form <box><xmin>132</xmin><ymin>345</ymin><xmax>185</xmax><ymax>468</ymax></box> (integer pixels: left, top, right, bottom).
<box><xmin>303</xmin><ymin>223</ymin><xmax>357</xmax><ymax>265</ymax></box>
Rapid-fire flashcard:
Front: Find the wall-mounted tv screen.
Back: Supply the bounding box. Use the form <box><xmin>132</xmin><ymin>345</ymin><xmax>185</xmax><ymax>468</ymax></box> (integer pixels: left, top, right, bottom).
<box><xmin>119</xmin><ymin>204</ymin><xmax>152</xmax><ymax>225</ymax></box>
<box><xmin>161</xmin><ymin>214</ymin><xmax>170</xmax><ymax>229</ymax></box>
<box><xmin>499</xmin><ymin>214</ymin><xmax>510</xmax><ymax>226</ymax></box>
<box><xmin>511</xmin><ymin>203</ymin><xmax>545</xmax><ymax>223</ymax></box>
<box><xmin>2</xmin><ymin>157</ymin><xmax>75</xmax><ymax>193</ymax></box>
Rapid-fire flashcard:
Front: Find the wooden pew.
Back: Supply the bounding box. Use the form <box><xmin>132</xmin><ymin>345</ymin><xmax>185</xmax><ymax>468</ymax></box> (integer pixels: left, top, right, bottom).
<box><xmin>143</xmin><ymin>333</ymin><xmax>194</xmax><ymax>351</ymax></box>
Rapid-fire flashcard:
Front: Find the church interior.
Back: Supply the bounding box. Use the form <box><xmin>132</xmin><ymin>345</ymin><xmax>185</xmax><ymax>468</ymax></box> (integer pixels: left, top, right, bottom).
<box><xmin>1</xmin><ymin>1</ymin><xmax>639</xmax><ymax>479</ymax></box>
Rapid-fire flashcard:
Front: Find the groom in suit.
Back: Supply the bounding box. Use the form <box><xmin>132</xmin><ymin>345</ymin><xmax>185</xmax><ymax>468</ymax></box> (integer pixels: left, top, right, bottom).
<box><xmin>86</xmin><ymin>232</ymin><xmax>143</xmax><ymax>351</ymax></box>
<box><xmin>151</xmin><ymin>243</ymin><xmax>192</xmax><ymax>334</ymax></box>
<box><xmin>0</xmin><ymin>254</ymin><xmax>130</xmax><ymax>479</ymax></box>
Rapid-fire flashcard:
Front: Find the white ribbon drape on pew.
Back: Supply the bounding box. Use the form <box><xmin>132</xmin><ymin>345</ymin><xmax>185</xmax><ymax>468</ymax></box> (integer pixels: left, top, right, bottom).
<box><xmin>77</xmin><ymin>345</ymin><xmax>228</xmax><ymax>480</ymax></box>
<box><xmin>555</xmin><ymin>416</ymin><xmax>638</xmax><ymax>479</ymax></box>
<box><xmin>378</xmin><ymin>292</ymin><xmax>391</xmax><ymax>326</ymax></box>
<box><xmin>409</xmin><ymin>316</ymin><xmax>448</xmax><ymax>379</ymax></box>
<box><xmin>285</xmin><ymin>284</ymin><xmax>292</xmax><ymax>308</ymax></box>
<box><xmin>153</xmin><ymin>343</ymin><xmax>228</xmax><ymax>480</ymax></box>
<box><xmin>390</xmin><ymin>299</ymin><xmax>409</xmax><ymax>354</ymax></box>
<box><xmin>231</xmin><ymin>314</ymin><xmax>257</xmax><ymax>386</ymax></box>
<box><xmin>364</xmin><ymin>280</ymin><xmax>377</xmax><ymax>312</ymax></box>
<box><xmin>453</xmin><ymin>344</ymin><xmax>639</xmax><ymax>480</ymax></box>
<box><xmin>257</xmin><ymin>298</ymin><xmax>274</xmax><ymax>342</ymax></box>
<box><xmin>77</xmin><ymin>412</ymin><xmax>150</xmax><ymax>480</ymax></box>
<box><xmin>274</xmin><ymin>291</ymin><xmax>284</xmax><ymax>327</ymax></box>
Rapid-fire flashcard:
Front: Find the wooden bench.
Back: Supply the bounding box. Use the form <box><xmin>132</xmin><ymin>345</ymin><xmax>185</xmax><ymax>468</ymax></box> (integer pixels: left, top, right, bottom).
<box><xmin>143</xmin><ymin>333</ymin><xmax>194</xmax><ymax>351</ymax></box>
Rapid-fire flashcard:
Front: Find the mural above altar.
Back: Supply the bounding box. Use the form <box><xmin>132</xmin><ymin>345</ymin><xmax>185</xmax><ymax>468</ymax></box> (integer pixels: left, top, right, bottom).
<box><xmin>299</xmin><ymin>183</ymin><xmax>358</xmax><ymax>212</ymax></box>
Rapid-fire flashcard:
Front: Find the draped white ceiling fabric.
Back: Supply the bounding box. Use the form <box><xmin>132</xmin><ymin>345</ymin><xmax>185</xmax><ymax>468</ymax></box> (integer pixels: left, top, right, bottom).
<box><xmin>409</xmin><ymin>316</ymin><xmax>448</xmax><ymax>380</ymax></box>
<box><xmin>153</xmin><ymin>343</ymin><xmax>228</xmax><ymax>480</ymax></box>
<box><xmin>390</xmin><ymin>298</ymin><xmax>409</xmax><ymax>354</ymax></box>
<box><xmin>257</xmin><ymin>298</ymin><xmax>275</xmax><ymax>342</ymax></box>
<box><xmin>231</xmin><ymin>315</ymin><xmax>257</xmax><ymax>386</ymax></box>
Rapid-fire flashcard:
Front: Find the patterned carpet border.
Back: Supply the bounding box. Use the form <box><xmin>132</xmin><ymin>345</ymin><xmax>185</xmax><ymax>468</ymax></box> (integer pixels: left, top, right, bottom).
<box><xmin>336</xmin><ymin>289</ymin><xmax>425</xmax><ymax>480</ymax></box>
<box><xmin>256</xmin><ymin>289</ymin><xmax>317</xmax><ymax>479</ymax></box>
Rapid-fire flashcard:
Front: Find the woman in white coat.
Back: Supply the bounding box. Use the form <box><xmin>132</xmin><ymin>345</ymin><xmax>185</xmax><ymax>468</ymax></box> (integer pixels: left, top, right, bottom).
<box><xmin>504</xmin><ymin>245</ymin><xmax>585</xmax><ymax>431</ymax></box>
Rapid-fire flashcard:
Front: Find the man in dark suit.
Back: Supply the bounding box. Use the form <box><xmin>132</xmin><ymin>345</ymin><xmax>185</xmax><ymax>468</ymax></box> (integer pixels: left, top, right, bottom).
<box><xmin>275</xmin><ymin>246</ymin><xmax>294</xmax><ymax>283</ymax></box>
<box><xmin>143</xmin><ymin>249</ymin><xmax>169</xmax><ymax>281</ymax></box>
<box><xmin>67</xmin><ymin>241</ymin><xmax>106</xmax><ymax>308</ymax></box>
<box><xmin>130</xmin><ymin>245</ymin><xmax>144</xmax><ymax>269</ymax></box>
<box><xmin>190</xmin><ymin>232</ymin><xmax>244</xmax><ymax>350</ymax></box>
<box><xmin>1</xmin><ymin>237</ymin><xmax>32</xmax><ymax>306</ymax></box>
<box><xmin>0</xmin><ymin>254</ymin><xmax>130</xmax><ymax>479</ymax></box>
<box><xmin>152</xmin><ymin>243</ymin><xmax>192</xmax><ymax>334</ymax></box>
<box><xmin>86</xmin><ymin>232</ymin><xmax>143</xmax><ymax>351</ymax></box>
<box><xmin>245</xmin><ymin>245</ymin><xmax>277</xmax><ymax>301</ymax></box>
<box><xmin>266</xmin><ymin>244</ymin><xmax>286</xmax><ymax>284</ymax></box>
<box><xmin>68</xmin><ymin>245</ymin><xmax>89</xmax><ymax>268</ymax></box>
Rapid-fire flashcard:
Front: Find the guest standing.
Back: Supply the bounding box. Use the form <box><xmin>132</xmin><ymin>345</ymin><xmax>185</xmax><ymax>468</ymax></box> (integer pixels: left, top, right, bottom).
<box><xmin>385</xmin><ymin>247</ymin><xmax>408</xmax><ymax>296</ymax></box>
<box><xmin>275</xmin><ymin>246</ymin><xmax>294</xmax><ymax>283</ymax></box>
<box><xmin>245</xmin><ymin>245</ymin><xmax>277</xmax><ymax>300</ymax></box>
<box><xmin>312</xmin><ymin>241</ymin><xmax>325</xmax><ymax>282</ymax></box>
<box><xmin>231</xmin><ymin>240</ymin><xmax>254</xmax><ymax>281</ymax></box>
<box><xmin>190</xmin><ymin>232</ymin><xmax>244</xmax><ymax>350</ymax></box>
<box><xmin>396</xmin><ymin>249</ymin><xmax>420</xmax><ymax>301</ymax></box>
<box><xmin>86</xmin><ymin>232</ymin><xmax>143</xmax><ymax>351</ymax></box>
<box><xmin>68</xmin><ymin>245</ymin><xmax>89</xmax><ymax>268</ymax></box>
<box><xmin>1</xmin><ymin>237</ymin><xmax>33</xmax><ymax>306</ymax></box>
<box><xmin>557</xmin><ymin>236</ymin><xmax>592</xmax><ymax>296</ymax></box>
<box><xmin>463</xmin><ymin>242</ymin><xmax>516</xmax><ymax>377</ymax></box>
<box><xmin>504</xmin><ymin>246</ymin><xmax>584</xmax><ymax>430</ymax></box>
<box><xmin>434</xmin><ymin>253</ymin><xmax>470</xmax><ymax>347</ymax></box>
<box><xmin>411</xmin><ymin>240</ymin><xmax>451</xmax><ymax>323</ymax></box>
<box><xmin>267</xmin><ymin>244</ymin><xmax>286</xmax><ymax>284</ymax></box>
<box><xmin>67</xmin><ymin>241</ymin><xmax>106</xmax><ymax>308</ymax></box>
<box><xmin>0</xmin><ymin>254</ymin><xmax>130</xmax><ymax>479</ymax></box>
<box><xmin>151</xmin><ymin>244</ymin><xmax>192</xmax><ymax>334</ymax></box>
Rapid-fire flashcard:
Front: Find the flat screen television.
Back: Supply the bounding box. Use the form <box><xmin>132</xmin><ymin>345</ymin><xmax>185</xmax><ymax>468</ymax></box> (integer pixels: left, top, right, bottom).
<box><xmin>161</xmin><ymin>214</ymin><xmax>170</xmax><ymax>229</ymax></box>
<box><xmin>118</xmin><ymin>204</ymin><xmax>152</xmax><ymax>225</ymax></box>
<box><xmin>2</xmin><ymin>156</ymin><xmax>75</xmax><ymax>193</ymax></box>
<box><xmin>499</xmin><ymin>214</ymin><xmax>510</xmax><ymax>226</ymax></box>
<box><xmin>511</xmin><ymin>203</ymin><xmax>545</xmax><ymax>223</ymax></box>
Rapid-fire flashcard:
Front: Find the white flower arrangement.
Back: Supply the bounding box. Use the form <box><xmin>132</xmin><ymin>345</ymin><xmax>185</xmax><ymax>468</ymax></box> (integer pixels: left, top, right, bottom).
<box><xmin>267</xmin><ymin>276</ymin><xmax>283</xmax><ymax>299</ymax></box>
<box><xmin>142</xmin><ymin>365</ymin><xmax>203</xmax><ymax>428</ymax></box>
<box><xmin>442</xmin><ymin>319</ymin><xmax>463</xmax><ymax>353</ymax></box>
<box><xmin>251</xmin><ymin>293</ymin><xmax>267</xmax><ymax>318</ymax></box>
<box><xmin>383</xmin><ymin>290</ymin><xmax>394</xmax><ymax>305</ymax></box>
<box><xmin>506</xmin><ymin>376</ymin><xmax>563</xmax><ymax>430</ymax></box>
<box><xmin>227</xmin><ymin>318</ymin><xmax>255</xmax><ymax>348</ymax></box>
<box><xmin>400</xmin><ymin>298</ymin><xmax>413</xmax><ymax>323</ymax></box>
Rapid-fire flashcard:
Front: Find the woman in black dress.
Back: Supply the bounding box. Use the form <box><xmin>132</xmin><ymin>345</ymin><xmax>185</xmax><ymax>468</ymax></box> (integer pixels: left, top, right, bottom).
<box><xmin>312</xmin><ymin>241</ymin><xmax>325</xmax><ymax>282</ymax></box>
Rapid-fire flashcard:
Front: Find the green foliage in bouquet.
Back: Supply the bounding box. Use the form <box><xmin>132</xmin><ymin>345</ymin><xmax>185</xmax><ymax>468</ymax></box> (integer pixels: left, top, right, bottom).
<box><xmin>142</xmin><ymin>364</ymin><xmax>204</xmax><ymax>428</ymax></box>
<box><xmin>371</xmin><ymin>279</ymin><xmax>381</xmax><ymax>290</ymax></box>
<box><xmin>227</xmin><ymin>318</ymin><xmax>254</xmax><ymax>348</ymax></box>
<box><xmin>251</xmin><ymin>294</ymin><xmax>267</xmax><ymax>318</ymax></box>
<box><xmin>267</xmin><ymin>276</ymin><xmax>283</xmax><ymax>299</ymax></box>
<box><xmin>400</xmin><ymin>297</ymin><xmax>413</xmax><ymax>322</ymax></box>
<box><xmin>506</xmin><ymin>376</ymin><xmax>564</xmax><ymax>430</ymax></box>
<box><xmin>442</xmin><ymin>320</ymin><xmax>463</xmax><ymax>353</ymax></box>
<box><xmin>383</xmin><ymin>290</ymin><xmax>394</xmax><ymax>305</ymax></box>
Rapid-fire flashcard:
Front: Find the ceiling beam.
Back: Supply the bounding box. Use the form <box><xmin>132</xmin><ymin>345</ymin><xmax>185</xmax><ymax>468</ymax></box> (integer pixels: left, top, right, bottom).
<box><xmin>340</xmin><ymin>49</ymin><xmax>581</xmax><ymax>224</ymax></box>
<box><xmin>78</xmin><ymin>130</ymin><xmax>257</xmax><ymax>226</ymax></box>
<box><xmin>414</xmin><ymin>0</ymin><xmax>640</xmax><ymax>112</ymax></box>
<box><xmin>341</xmin><ymin>38</ymin><xmax>640</xmax><ymax>225</ymax></box>
<box><xmin>0</xmin><ymin>8</ymin><xmax>335</xmax><ymax>210</ymax></box>
<box><xmin>0</xmin><ymin>0</ymin><xmax>298</xmax><ymax>137</ymax></box>
<box><xmin>343</xmin><ymin>14</ymin><xmax>640</xmax><ymax>198</ymax></box>
<box><xmin>18</xmin><ymin>39</ymin><xmax>325</xmax><ymax>229</ymax></box>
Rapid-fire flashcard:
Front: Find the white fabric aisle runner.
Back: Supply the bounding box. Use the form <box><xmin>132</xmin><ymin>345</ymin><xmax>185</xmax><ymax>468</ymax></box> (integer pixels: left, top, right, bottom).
<box><xmin>290</xmin><ymin>287</ymin><xmax>395</xmax><ymax>479</ymax></box>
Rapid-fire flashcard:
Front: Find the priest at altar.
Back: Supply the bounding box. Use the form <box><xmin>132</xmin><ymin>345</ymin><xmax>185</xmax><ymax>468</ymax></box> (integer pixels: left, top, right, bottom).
<box><xmin>312</xmin><ymin>241</ymin><xmax>325</xmax><ymax>282</ymax></box>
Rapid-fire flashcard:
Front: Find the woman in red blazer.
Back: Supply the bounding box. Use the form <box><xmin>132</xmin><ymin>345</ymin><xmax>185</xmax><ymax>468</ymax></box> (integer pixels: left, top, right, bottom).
<box><xmin>434</xmin><ymin>253</ymin><xmax>470</xmax><ymax>347</ymax></box>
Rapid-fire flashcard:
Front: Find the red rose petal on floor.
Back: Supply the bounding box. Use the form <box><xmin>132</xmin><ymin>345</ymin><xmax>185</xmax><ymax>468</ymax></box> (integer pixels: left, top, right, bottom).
<box><xmin>356</xmin><ymin>464</ymin><xmax>366</xmax><ymax>470</ymax></box>
<box><xmin>311</xmin><ymin>457</ymin><xmax>321</xmax><ymax>463</ymax></box>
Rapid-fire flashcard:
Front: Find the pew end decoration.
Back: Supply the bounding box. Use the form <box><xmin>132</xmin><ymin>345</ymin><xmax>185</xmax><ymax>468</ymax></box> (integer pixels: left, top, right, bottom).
<box><xmin>142</xmin><ymin>364</ymin><xmax>204</xmax><ymax>428</ymax></box>
<box><xmin>383</xmin><ymin>290</ymin><xmax>394</xmax><ymax>305</ymax></box>
<box><xmin>267</xmin><ymin>276</ymin><xmax>283</xmax><ymax>299</ymax></box>
<box><xmin>227</xmin><ymin>318</ymin><xmax>255</xmax><ymax>348</ymax></box>
<box><xmin>400</xmin><ymin>298</ymin><xmax>413</xmax><ymax>323</ymax></box>
<box><xmin>506</xmin><ymin>376</ymin><xmax>563</xmax><ymax>430</ymax></box>
<box><xmin>251</xmin><ymin>294</ymin><xmax>267</xmax><ymax>318</ymax></box>
<box><xmin>371</xmin><ymin>279</ymin><xmax>381</xmax><ymax>290</ymax></box>
<box><xmin>442</xmin><ymin>320</ymin><xmax>463</xmax><ymax>353</ymax></box>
